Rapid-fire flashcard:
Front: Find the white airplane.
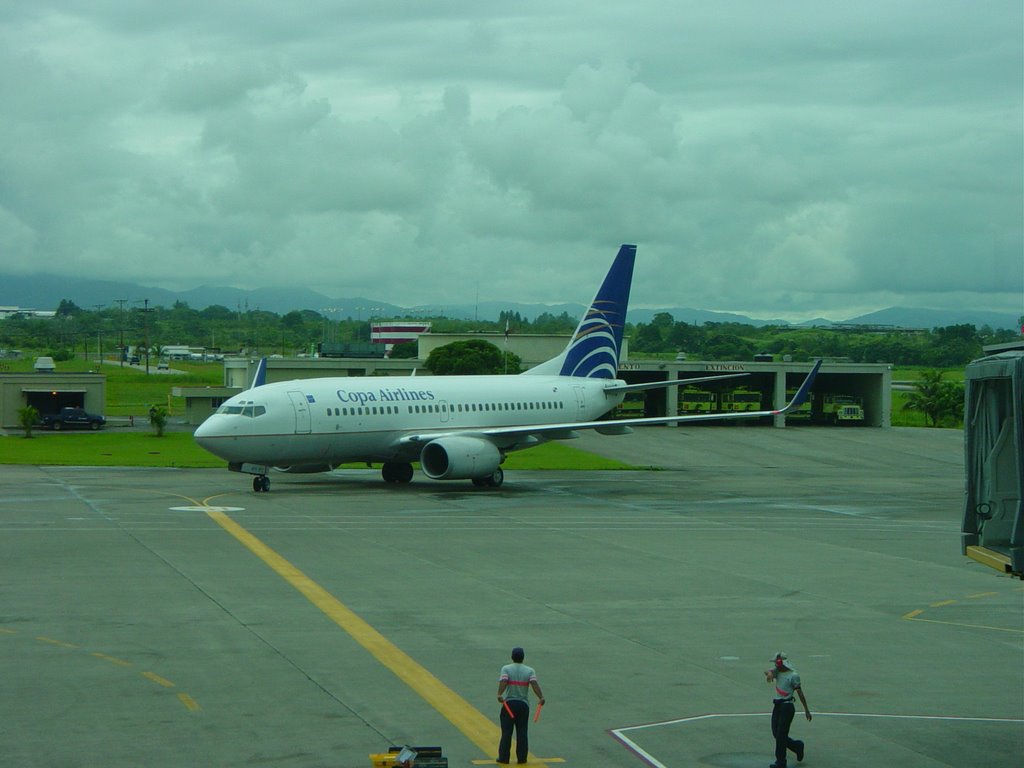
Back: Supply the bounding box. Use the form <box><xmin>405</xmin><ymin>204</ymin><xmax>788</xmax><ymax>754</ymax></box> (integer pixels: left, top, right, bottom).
<box><xmin>194</xmin><ymin>244</ymin><xmax>821</xmax><ymax>491</ymax></box>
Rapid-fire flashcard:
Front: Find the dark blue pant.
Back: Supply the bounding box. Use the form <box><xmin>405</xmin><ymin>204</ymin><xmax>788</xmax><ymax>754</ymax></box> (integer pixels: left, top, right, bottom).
<box><xmin>771</xmin><ymin>700</ymin><xmax>803</xmax><ymax>765</ymax></box>
<box><xmin>497</xmin><ymin>699</ymin><xmax>530</xmax><ymax>764</ymax></box>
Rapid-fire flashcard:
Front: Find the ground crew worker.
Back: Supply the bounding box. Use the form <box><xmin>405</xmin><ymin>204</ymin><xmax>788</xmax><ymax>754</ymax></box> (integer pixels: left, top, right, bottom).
<box><xmin>496</xmin><ymin>646</ymin><xmax>545</xmax><ymax>765</ymax></box>
<box><xmin>763</xmin><ymin>651</ymin><xmax>811</xmax><ymax>767</ymax></box>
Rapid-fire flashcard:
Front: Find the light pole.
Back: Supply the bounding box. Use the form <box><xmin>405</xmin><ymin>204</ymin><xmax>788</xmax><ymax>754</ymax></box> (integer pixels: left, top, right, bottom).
<box><xmin>115</xmin><ymin>298</ymin><xmax>127</xmax><ymax>365</ymax></box>
<box><xmin>133</xmin><ymin>299</ymin><xmax>153</xmax><ymax>374</ymax></box>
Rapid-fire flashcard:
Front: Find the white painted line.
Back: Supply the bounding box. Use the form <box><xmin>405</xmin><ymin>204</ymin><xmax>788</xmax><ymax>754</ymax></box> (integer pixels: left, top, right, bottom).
<box><xmin>609</xmin><ymin>711</ymin><xmax>1024</xmax><ymax>768</ymax></box>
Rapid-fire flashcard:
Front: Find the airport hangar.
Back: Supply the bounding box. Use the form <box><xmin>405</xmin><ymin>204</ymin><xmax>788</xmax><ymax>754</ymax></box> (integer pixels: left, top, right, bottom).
<box><xmin>0</xmin><ymin>369</ymin><xmax>106</xmax><ymax>430</ymax></box>
<box><xmin>171</xmin><ymin>331</ymin><xmax>892</xmax><ymax>428</ymax></box>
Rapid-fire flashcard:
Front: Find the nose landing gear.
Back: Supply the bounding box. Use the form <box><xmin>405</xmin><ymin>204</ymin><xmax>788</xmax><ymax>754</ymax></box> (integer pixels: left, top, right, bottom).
<box><xmin>252</xmin><ymin>475</ymin><xmax>270</xmax><ymax>493</ymax></box>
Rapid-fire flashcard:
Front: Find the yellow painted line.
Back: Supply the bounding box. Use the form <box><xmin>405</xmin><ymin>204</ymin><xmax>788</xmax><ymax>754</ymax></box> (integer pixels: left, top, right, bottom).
<box><xmin>472</xmin><ymin>760</ymin><xmax>564</xmax><ymax>765</ymax></box>
<box><xmin>206</xmin><ymin>509</ymin><xmax>542</xmax><ymax>764</ymax></box>
<box><xmin>13</xmin><ymin>627</ymin><xmax>198</xmax><ymax>714</ymax></box>
<box><xmin>142</xmin><ymin>671</ymin><xmax>176</xmax><ymax>688</ymax></box>
<box><xmin>92</xmin><ymin>652</ymin><xmax>132</xmax><ymax>667</ymax></box>
<box><xmin>904</xmin><ymin>588</ymin><xmax>1024</xmax><ymax>634</ymax></box>
<box><xmin>36</xmin><ymin>636</ymin><xmax>78</xmax><ymax>649</ymax></box>
<box><xmin>903</xmin><ymin>615</ymin><xmax>1024</xmax><ymax>634</ymax></box>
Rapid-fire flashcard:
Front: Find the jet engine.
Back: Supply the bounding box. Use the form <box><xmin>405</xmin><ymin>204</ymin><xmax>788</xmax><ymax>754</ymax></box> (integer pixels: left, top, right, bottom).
<box><xmin>420</xmin><ymin>436</ymin><xmax>501</xmax><ymax>480</ymax></box>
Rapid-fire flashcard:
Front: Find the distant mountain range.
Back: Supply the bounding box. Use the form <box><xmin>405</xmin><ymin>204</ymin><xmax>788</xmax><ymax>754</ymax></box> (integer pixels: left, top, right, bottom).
<box><xmin>0</xmin><ymin>272</ymin><xmax>1019</xmax><ymax>331</ymax></box>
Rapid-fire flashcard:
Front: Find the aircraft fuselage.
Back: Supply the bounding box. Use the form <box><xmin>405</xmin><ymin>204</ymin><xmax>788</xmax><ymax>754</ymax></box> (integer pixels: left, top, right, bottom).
<box><xmin>194</xmin><ymin>373</ymin><xmax>625</xmax><ymax>468</ymax></box>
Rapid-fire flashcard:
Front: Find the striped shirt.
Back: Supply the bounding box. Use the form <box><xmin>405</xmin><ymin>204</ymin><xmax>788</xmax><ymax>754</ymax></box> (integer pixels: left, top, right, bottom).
<box><xmin>773</xmin><ymin>669</ymin><xmax>801</xmax><ymax>703</ymax></box>
<box><xmin>499</xmin><ymin>663</ymin><xmax>538</xmax><ymax>703</ymax></box>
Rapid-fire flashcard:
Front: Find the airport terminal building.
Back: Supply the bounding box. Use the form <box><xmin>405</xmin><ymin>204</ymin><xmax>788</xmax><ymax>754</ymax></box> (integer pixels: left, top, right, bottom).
<box><xmin>173</xmin><ymin>332</ymin><xmax>892</xmax><ymax>428</ymax></box>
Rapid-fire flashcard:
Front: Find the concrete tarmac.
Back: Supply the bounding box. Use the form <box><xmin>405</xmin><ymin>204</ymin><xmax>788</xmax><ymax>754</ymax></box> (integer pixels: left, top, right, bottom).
<box><xmin>0</xmin><ymin>426</ymin><xmax>1021</xmax><ymax>767</ymax></box>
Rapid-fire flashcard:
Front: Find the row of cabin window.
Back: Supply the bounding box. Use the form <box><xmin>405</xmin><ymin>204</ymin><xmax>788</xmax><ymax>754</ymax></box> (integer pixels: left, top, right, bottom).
<box><xmin>325</xmin><ymin>400</ymin><xmax>565</xmax><ymax>418</ymax></box>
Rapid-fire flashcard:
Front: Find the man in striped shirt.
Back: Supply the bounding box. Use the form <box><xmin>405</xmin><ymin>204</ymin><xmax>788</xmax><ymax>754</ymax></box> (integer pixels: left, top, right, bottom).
<box><xmin>764</xmin><ymin>652</ymin><xmax>811</xmax><ymax>767</ymax></box>
<box><xmin>496</xmin><ymin>647</ymin><xmax>546</xmax><ymax>764</ymax></box>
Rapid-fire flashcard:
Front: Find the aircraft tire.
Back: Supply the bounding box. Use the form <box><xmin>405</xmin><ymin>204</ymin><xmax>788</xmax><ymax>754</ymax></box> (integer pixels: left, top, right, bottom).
<box><xmin>382</xmin><ymin>462</ymin><xmax>414</xmax><ymax>484</ymax></box>
<box><xmin>486</xmin><ymin>467</ymin><xmax>504</xmax><ymax>488</ymax></box>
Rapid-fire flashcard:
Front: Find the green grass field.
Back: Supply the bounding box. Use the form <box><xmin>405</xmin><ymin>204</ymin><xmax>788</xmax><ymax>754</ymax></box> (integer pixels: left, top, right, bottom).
<box><xmin>0</xmin><ymin>429</ymin><xmax>635</xmax><ymax>471</ymax></box>
<box><xmin>0</xmin><ymin>431</ymin><xmax>225</xmax><ymax>467</ymax></box>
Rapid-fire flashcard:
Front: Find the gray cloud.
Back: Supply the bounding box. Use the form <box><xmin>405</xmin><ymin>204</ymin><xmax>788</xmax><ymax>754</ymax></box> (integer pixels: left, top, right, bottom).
<box><xmin>0</xmin><ymin>1</ymin><xmax>1019</xmax><ymax>322</ymax></box>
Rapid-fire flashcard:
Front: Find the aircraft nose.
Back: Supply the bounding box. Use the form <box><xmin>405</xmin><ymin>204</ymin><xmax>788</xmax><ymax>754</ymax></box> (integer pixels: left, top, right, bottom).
<box><xmin>193</xmin><ymin>416</ymin><xmax>220</xmax><ymax>448</ymax></box>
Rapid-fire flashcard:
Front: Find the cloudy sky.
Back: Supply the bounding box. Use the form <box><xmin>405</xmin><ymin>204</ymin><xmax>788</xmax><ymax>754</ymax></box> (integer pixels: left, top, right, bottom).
<box><xmin>1</xmin><ymin>2</ymin><xmax>1021</xmax><ymax>322</ymax></box>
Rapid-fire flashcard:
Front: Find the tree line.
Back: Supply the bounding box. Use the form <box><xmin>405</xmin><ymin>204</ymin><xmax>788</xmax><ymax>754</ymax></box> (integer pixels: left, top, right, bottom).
<box><xmin>629</xmin><ymin>312</ymin><xmax>1020</xmax><ymax>367</ymax></box>
<box><xmin>0</xmin><ymin>300</ymin><xmax>1019</xmax><ymax>369</ymax></box>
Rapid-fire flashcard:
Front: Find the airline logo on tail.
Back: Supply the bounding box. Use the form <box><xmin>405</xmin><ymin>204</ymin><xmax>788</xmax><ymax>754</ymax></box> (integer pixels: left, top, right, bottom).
<box><xmin>558</xmin><ymin>244</ymin><xmax>636</xmax><ymax>378</ymax></box>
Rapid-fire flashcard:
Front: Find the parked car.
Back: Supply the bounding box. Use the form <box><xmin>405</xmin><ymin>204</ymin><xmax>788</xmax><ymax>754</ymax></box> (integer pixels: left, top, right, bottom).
<box><xmin>40</xmin><ymin>407</ymin><xmax>106</xmax><ymax>431</ymax></box>
<box><xmin>157</xmin><ymin>359</ymin><xmax>169</xmax><ymax>370</ymax></box>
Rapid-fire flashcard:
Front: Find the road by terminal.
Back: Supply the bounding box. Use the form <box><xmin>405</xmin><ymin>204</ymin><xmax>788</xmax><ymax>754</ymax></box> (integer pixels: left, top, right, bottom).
<box><xmin>0</xmin><ymin>426</ymin><xmax>1020</xmax><ymax>767</ymax></box>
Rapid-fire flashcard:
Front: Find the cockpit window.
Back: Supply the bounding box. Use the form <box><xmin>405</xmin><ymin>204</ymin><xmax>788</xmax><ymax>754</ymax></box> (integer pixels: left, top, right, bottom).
<box><xmin>217</xmin><ymin>402</ymin><xmax>266</xmax><ymax>417</ymax></box>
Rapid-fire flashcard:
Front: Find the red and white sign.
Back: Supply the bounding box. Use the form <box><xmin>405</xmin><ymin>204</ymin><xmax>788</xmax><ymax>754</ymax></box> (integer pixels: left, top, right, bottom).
<box><xmin>371</xmin><ymin>322</ymin><xmax>431</xmax><ymax>345</ymax></box>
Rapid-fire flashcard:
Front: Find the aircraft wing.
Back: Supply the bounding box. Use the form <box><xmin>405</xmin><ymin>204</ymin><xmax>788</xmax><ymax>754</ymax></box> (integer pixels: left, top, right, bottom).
<box><xmin>399</xmin><ymin>361</ymin><xmax>822</xmax><ymax>448</ymax></box>
<box><xmin>602</xmin><ymin>371</ymin><xmax>749</xmax><ymax>394</ymax></box>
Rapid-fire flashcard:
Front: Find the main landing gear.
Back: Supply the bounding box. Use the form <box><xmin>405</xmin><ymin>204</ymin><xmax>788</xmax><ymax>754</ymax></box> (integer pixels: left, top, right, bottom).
<box><xmin>252</xmin><ymin>474</ymin><xmax>270</xmax><ymax>493</ymax></box>
<box><xmin>471</xmin><ymin>467</ymin><xmax>504</xmax><ymax>488</ymax></box>
<box><xmin>381</xmin><ymin>461</ymin><xmax>415</xmax><ymax>484</ymax></box>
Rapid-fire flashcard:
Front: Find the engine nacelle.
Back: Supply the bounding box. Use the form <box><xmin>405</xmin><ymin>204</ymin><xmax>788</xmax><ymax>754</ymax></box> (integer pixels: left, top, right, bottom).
<box><xmin>420</xmin><ymin>436</ymin><xmax>501</xmax><ymax>480</ymax></box>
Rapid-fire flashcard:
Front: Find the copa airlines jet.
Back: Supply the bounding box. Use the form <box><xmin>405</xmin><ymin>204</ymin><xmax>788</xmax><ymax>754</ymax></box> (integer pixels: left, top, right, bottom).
<box><xmin>194</xmin><ymin>244</ymin><xmax>820</xmax><ymax>491</ymax></box>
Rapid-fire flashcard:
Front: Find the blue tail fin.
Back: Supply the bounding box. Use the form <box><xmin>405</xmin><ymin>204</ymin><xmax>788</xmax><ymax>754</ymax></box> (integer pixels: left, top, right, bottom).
<box><xmin>526</xmin><ymin>244</ymin><xmax>636</xmax><ymax>378</ymax></box>
<box><xmin>251</xmin><ymin>357</ymin><xmax>268</xmax><ymax>389</ymax></box>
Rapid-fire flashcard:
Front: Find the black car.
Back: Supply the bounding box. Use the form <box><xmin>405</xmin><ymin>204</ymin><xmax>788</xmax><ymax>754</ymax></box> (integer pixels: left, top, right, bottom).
<box><xmin>41</xmin><ymin>407</ymin><xmax>106</xmax><ymax>431</ymax></box>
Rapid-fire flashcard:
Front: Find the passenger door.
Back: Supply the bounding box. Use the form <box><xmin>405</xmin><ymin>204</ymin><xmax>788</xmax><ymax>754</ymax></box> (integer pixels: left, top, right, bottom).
<box><xmin>287</xmin><ymin>391</ymin><xmax>312</xmax><ymax>434</ymax></box>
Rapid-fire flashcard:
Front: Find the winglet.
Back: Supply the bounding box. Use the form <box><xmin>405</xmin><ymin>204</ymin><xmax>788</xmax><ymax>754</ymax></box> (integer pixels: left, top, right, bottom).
<box><xmin>777</xmin><ymin>360</ymin><xmax>822</xmax><ymax>414</ymax></box>
<box><xmin>251</xmin><ymin>357</ymin><xmax>268</xmax><ymax>389</ymax></box>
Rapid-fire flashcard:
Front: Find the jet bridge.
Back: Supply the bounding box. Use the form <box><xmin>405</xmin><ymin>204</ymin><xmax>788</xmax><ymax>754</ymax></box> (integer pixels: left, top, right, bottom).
<box><xmin>962</xmin><ymin>351</ymin><xmax>1024</xmax><ymax>578</ymax></box>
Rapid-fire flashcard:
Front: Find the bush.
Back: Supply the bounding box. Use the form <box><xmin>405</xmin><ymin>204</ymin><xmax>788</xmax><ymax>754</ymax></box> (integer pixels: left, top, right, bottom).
<box><xmin>148</xmin><ymin>405</ymin><xmax>169</xmax><ymax>437</ymax></box>
<box><xmin>17</xmin><ymin>405</ymin><xmax>40</xmax><ymax>438</ymax></box>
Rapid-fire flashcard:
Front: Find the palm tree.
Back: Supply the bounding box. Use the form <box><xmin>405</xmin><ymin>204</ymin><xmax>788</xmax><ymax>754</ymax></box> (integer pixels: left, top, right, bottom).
<box><xmin>149</xmin><ymin>405</ymin><xmax>168</xmax><ymax>437</ymax></box>
<box><xmin>17</xmin><ymin>405</ymin><xmax>40</xmax><ymax>438</ymax></box>
<box><xmin>902</xmin><ymin>370</ymin><xmax>963</xmax><ymax>427</ymax></box>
